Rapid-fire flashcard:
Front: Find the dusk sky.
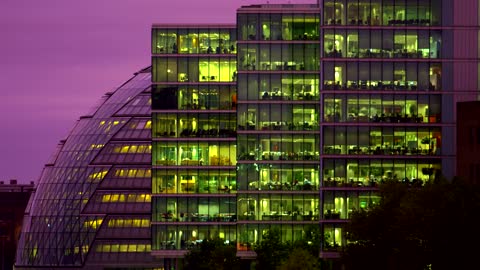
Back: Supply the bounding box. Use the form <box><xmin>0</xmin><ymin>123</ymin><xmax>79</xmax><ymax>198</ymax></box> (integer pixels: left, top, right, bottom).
<box><xmin>0</xmin><ymin>0</ymin><xmax>316</xmax><ymax>183</ymax></box>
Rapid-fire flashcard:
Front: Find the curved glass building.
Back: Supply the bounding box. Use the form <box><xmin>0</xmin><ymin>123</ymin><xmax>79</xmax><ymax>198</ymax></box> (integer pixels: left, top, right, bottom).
<box><xmin>15</xmin><ymin>1</ymin><xmax>480</xmax><ymax>269</ymax></box>
<box><xmin>15</xmin><ymin>67</ymin><xmax>157</xmax><ymax>269</ymax></box>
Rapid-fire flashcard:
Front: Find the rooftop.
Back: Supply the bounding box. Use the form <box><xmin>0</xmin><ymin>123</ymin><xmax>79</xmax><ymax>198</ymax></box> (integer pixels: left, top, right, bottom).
<box><xmin>238</xmin><ymin>3</ymin><xmax>320</xmax><ymax>11</ymax></box>
<box><xmin>0</xmin><ymin>179</ymin><xmax>35</xmax><ymax>192</ymax></box>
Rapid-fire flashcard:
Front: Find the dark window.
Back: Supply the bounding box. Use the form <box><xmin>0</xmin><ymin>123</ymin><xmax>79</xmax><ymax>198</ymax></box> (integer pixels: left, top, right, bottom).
<box><xmin>152</xmin><ymin>86</ymin><xmax>177</xmax><ymax>110</ymax></box>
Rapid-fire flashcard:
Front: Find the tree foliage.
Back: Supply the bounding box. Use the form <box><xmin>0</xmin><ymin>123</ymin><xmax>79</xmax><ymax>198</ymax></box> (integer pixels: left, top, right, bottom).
<box><xmin>183</xmin><ymin>239</ymin><xmax>240</xmax><ymax>270</ymax></box>
<box><xmin>254</xmin><ymin>228</ymin><xmax>290</xmax><ymax>270</ymax></box>
<box><xmin>342</xmin><ymin>178</ymin><xmax>480</xmax><ymax>270</ymax></box>
<box><xmin>255</xmin><ymin>226</ymin><xmax>322</xmax><ymax>270</ymax></box>
<box><xmin>279</xmin><ymin>247</ymin><xmax>320</xmax><ymax>270</ymax></box>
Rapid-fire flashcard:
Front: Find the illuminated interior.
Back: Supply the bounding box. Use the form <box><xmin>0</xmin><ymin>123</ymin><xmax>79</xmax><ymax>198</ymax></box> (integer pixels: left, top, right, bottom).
<box><xmin>323</xmin><ymin>62</ymin><xmax>442</xmax><ymax>90</ymax></box>
<box><xmin>153</xmin><ymin>225</ymin><xmax>236</xmax><ymax>250</ymax></box>
<box><xmin>324</xmin><ymin>95</ymin><xmax>441</xmax><ymax>123</ymax></box>
<box><xmin>238</xmin><ymin>44</ymin><xmax>319</xmax><ymax>71</ymax></box>
<box><xmin>323</xmin><ymin>191</ymin><xmax>381</xmax><ymax>219</ymax></box>
<box><xmin>152</xmin><ymin>58</ymin><xmax>237</xmax><ymax>83</ymax></box>
<box><xmin>107</xmin><ymin>218</ymin><xmax>150</xmax><ymax>228</ymax></box>
<box><xmin>238</xmin><ymin>134</ymin><xmax>319</xmax><ymax>162</ymax></box>
<box><xmin>237</xmin><ymin>164</ymin><xmax>320</xmax><ymax>191</ymax></box>
<box><xmin>153</xmin><ymin>197</ymin><xmax>236</xmax><ymax>223</ymax></box>
<box><xmin>153</xmin><ymin>29</ymin><xmax>236</xmax><ymax>54</ymax></box>
<box><xmin>237</xmin><ymin>104</ymin><xmax>319</xmax><ymax>131</ymax></box>
<box><xmin>237</xmin><ymin>194</ymin><xmax>319</xmax><ymax>221</ymax></box>
<box><xmin>324</xmin><ymin>30</ymin><xmax>441</xmax><ymax>58</ymax></box>
<box><xmin>153</xmin><ymin>169</ymin><xmax>236</xmax><ymax>194</ymax></box>
<box><xmin>153</xmin><ymin>113</ymin><xmax>236</xmax><ymax>138</ymax></box>
<box><xmin>237</xmin><ymin>73</ymin><xmax>319</xmax><ymax>101</ymax></box>
<box><xmin>324</xmin><ymin>0</ymin><xmax>441</xmax><ymax>26</ymax></box>
<box><xmin>95</xmin><ymin>243</ymin><xmax>151</xmax><ymax>253</ymax></box>
<box><xmin>153</xmin><ymin>142</ymin><xmax>236</xmax><ymax>166</ymax></box>
<box><xmin>323</xmin><ymin>159</ymin><xmax>440</xmax><ymax>187</ymax></box>
<box><xmin>100</xmin><ymin>193</ymin><xmax>151</xmax><ymax>203</ymax></box>
<box><xmin>240</xmin><ymin>13</ymin><xmax>319</xmax><ymax>41</ymax></box>
<box><xmin>323</xmin><ymin>126</ymin><xmax>442</xmax><ymax>156</ymax></box>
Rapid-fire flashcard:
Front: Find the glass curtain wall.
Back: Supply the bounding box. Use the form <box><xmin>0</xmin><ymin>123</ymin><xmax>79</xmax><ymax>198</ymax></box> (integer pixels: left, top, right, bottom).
<box><xmin>321</xmin><ymin>0</ymin><xmax>443</xmax><ymax>256</ymax></box>
<box><xmin>151</xmin><ymin>27</ymin><xmax>237</xmax><ymax>259</ymax></box>
<box><xmin>237</xmin><ymin>8</ymin><xmax>321</xmax><ymax>251</ymax></box>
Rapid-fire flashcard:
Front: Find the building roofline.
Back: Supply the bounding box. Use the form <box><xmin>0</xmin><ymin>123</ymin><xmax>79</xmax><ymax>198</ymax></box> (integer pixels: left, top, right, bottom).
<box><xmin>152</xmin><ymin>24</ymin><xmax>236</xmax><ymax>29</ymax></box>
<box><xmin>457</xmin><ymin>100</ymin><xmax>480</xmax><ymax>104</ymax></box>
<box><xmin>237</xmin><ymin>4</ymin><xmax>320</xmax><ymax>12</ymax></box>
<box><xmin>134</xmin><ymin>66</ymin><xmax>152</xmax><ymax>75</ymax></box>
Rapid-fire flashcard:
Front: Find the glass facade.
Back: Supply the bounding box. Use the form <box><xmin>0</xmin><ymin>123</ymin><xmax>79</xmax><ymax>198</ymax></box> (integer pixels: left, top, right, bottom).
<box><xmin>16</xmin><ymin>1</ymin><xmax>480</xmax><ymax>269</ymax></box>
<box><xmin>15</xmin><ymin>68</ymin><xmax>156</xmax><ymax>268</ymax></box>
<box><xmin>236</xmin><ymin>5</ymin><xmax>322</xmax><ymax>255</ymax></box>
<box><xmin>323</xmin><ymin>0</ymin><xmax>442</xmax><ymax>26</ymax></box>
<box><xmin>151</xmin><ymin>25</ymin><xmax>238</xmax><ymax>264</ymax></box>
<box><xmin>321</xmin><ymin>0</ymin><xmax>446</xmax><ymax>255</ymax></box>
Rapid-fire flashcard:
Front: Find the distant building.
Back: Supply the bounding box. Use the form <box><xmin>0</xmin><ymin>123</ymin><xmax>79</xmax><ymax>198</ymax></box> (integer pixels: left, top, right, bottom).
<box><xmin>457</xmin><ymin>101</ymin><xmax>480</xmax><ymax>184</ymax></box>
<box><xmin>0</xmin><ymin>180</ymin><xmax>34</xmax><ymax>270</ymax></box>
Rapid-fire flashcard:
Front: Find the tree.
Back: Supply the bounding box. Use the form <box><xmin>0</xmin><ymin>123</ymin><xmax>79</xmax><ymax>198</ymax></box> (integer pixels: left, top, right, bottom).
<box><xmin>342</xmin><ymin>178</ymin><xmax>480</xmax><ymax>270</ymax></box>
<box><xmin>279</xmin><ymin>248</ymin><xmax>319</xmax><ymax>270</ymax></box>
<box><xmin>255</xmin><ymin>226</ymin><xmax>322</xmax><ymax>270</ymax></box>
<box><xmin>254</xmin><ymin>229</ymin><xmax>290</xmax><ymax>270</ymax></box>
<box><xmin>291</xmin><ymin>224</ymin><xmax>321</xmax><ymax>258</ymax></box>
<box><xmin>183</xmin><ymin>239</ymin><xmax>240</xmax><ymax>270</ymax></box>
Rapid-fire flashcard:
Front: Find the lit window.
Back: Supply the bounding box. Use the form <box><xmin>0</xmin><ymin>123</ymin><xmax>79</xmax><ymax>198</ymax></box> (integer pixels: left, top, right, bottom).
<box><xmin>101</xmin><ymin>195</ymin><xmax>111</xmax><ymax>203</ymax></box>
<box><xmin>90</xmin><ymin>144</ymin><xmax>104</xmax><ymax>149</ymax></box>
<box><xmin>145</xmin><ymin>120</ymin><xmax>152</xmax><ymax>129</ymax></box>
<box><xmin>127</xmin><ymin>194</ymin><xmax>137</xmax><ymax>202</ymax></box>
<box><xmin>111</xmin><ymin>244</ymin><xmax>119</xmax><ymax>252</ymax></box>
<box><xmin>137</xmin><ymin>244</ymin><xmax>146</xmax><ymax>252</ymax></box>
<box><xmin>115</xmin><ymin>169</ymin><xmax>125</xmax><ymax>177</ymax></box>
<box><xmin>137</xmin><ymin>145</ymin><xmax>146</xmax><ymax>153</ymax></box>
<box><xmin>136</xmin><ymin>169</ymin><xmax>145</xmax><ymax>178</ymax></box>
<box><xmin>84</xmin><ymin>219</ymin><xmax>103</xmax><ymax>229</ymax></box>
<box><xmin>120</xmin><ymin>146</ymin><xmax>130</xmax><ymax>153</ymax></box>
<box><xmin>141</xmin><ymin>194</ymin><xmax>152</xmax><ymax>202</ymax></box>
<box><xmin>141</xmin><ymin>219</ymin><xmax>150</xmax><ymax>227</ymax></box>
<box><xmin>128</xmin><ymin>145</ymin><xmax>138</xmax><ymax>153</ymax></box>
<box><xmin>88</xmin><ymin>170</ymin><xmax>108</xmax><ymax>182</ymax></box>
<box><xmin>128</xmin><ymin>244</ymin><xmax>137</xmax><ymax>252</ymax></box>
<box><xmin>133</xmin><ymin>219</ymin><xmax>141</xmax><ymax>227</ymax></box>
<box><xmin>128</xmin><ymin>169</ymin><xmax>137</xmax><ymax>177</ymax></box>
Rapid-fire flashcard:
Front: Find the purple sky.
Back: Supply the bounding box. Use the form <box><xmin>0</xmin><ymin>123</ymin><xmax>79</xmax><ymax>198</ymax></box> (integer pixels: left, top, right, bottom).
<box><xmin>0</xmin><ymin>0</ymin><xmax>316</xmax><ymax>183</ymax></box>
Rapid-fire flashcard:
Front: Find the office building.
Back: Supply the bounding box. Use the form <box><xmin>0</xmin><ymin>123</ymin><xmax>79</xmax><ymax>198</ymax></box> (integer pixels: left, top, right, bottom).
<box><xmin>235</xmin><ymin>3</ymin><xmax>323</xmax><ymax>258</ymax></box>
<box><xmin>15</xmin><ymin>68</ymin><xmax>156</xmax><ymax>269</ymax></box>
<box><xmin>150</xmin><ymin>25</ymin><xmax>238</xmax><ymax>267</ymax></box>
<box><xmin>0</xmin><ymin>180</ymin><xmax>34</xmax><ymax>270</ymax></box>
<box><xmin>456</xmin><ymin>101</ymin><xmax>480</xmax><ymax>184</ymax></box>
<box><xmin>16</xmin><ymin>1</ymin><xmax>480</xmax><ymax>269</ymax></box>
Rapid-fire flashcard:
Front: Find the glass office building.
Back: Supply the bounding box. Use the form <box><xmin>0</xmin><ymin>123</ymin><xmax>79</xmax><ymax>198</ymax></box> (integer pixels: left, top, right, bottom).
<box><xmin>150</xmin><ymin>25</ymin><xmax>238</xmax><ymax>267</ymax></box>
<box><xmin>321</xmin><ymin>0</ymin><xmax>445</xmax><ymax>258</ymax></box>
<box><xmin>235</xmin><ymin>4</ymin><xmax>323</xmax><ymax>256</ymax></box>
<box><xmin>15</xmin><ymin>1</ymin><xmax>480</xmax><ymax>269</ymax></box>
<box><xmin>15</xmin><ymin>68</ymin><xmax>156</xmax><ymax>269</ymax></box>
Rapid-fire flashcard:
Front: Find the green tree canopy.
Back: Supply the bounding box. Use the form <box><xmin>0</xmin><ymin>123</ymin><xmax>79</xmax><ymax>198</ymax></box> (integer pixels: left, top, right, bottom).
<box><xmin>255</xmin><ymin>226</ymin><xmax>322</xmax><ymax>270</ymax></box>
<box><xmin>279</xmin><ymin>247</ymin><xmax>320</xmax><ymax>270</ymax></box>
<box><xmin>342</xmin><ymin>178</ymin><xmax>480</xmax><ymax>270</ymax></box>
<box><xmin>183</xmin><ymin>239</ymin><xmax>240</xmax><ymax>270</ymax></box>
<box><xmin>254</xmin><ymin>228</ymin><xmax>290</xmax><ymax>270</ymax></box>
